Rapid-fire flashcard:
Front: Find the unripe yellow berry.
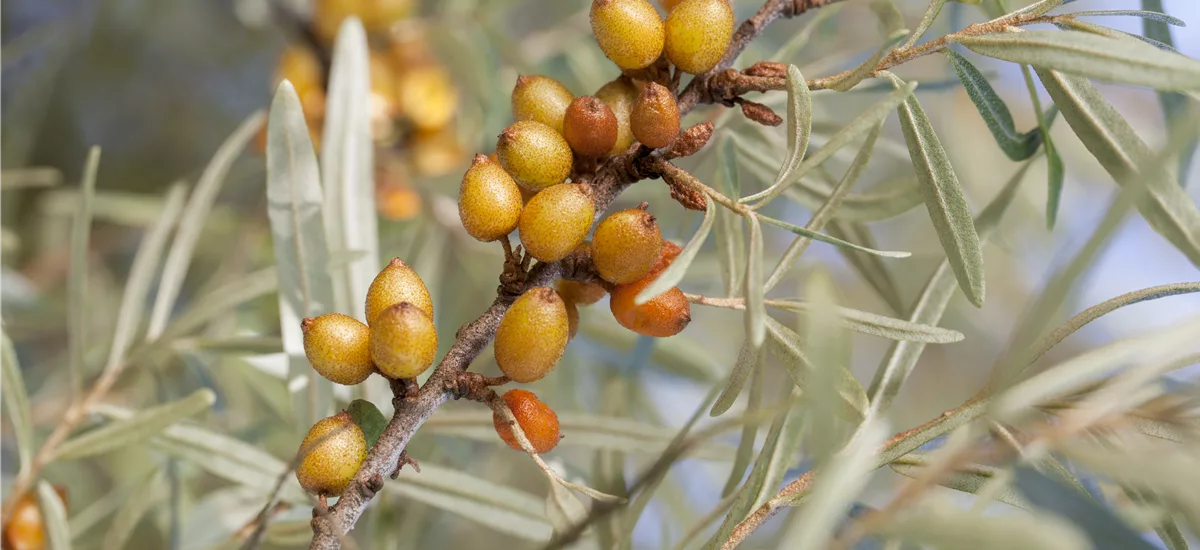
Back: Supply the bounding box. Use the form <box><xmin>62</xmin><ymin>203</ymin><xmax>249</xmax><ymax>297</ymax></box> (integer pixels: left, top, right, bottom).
<box><xmin>664</xmin><ymin>0</ymin><xmax>734</xmax><ymax>74</ymax></box>
<box><xmin>313</xmin><ymin>0</ymin><xmax>415</xmax><ymax>44</ymax></box>
<box><xmin>410</xmin><ymin>126</ymin><xmax>465</xmax><ymax>177</ymax></box>
<box><xmin>366</xmin><ymin>258</ymin><xmax>433</xmax><ymax>325</ymax></box>
<box><xmin>557</xmin><ymin>278</ymin><xmax>607</xmax><ymax>306</ymax></box>
<box><xmin>493</xmin><ymin>389</ymin><xmax>562</xmax><ymax>453</ymax></box>
<box><xmin>459</xmin><ymin>154</ymin><xmax>523</xmax><ymax>242</ymax></box>
<box><xmin>511</xmin><ymin>75</ymin><xmax>575</xmax><ymax>134</ymax></box>
<box><xmin>497</xmin><ymin>121</ymin><xmax>574</xmax><ymax>191</ymax></box>
<box><xmin>595</xmin><ymin>77</ymin><xmax>639</xmax><ymax>155</ymax></box>
<box><xmin>495</xmin><ymin>287</ymin><xmax>570</xmax><ymax>383</ymax></box>
<box><xmin>592</xmin><ymin>205</ymin><xmax>663</xmax><ymax>284</ymax></box>
<box><xmin>659</xmin><ymin>0</ymin><xmax>685</xmax><ymax>10</ymax></box>
<box><xmin>395</xmin><ymin>64</ymin><xmax>457</xmax><ymax>132</ymax></box>
<box><xmin>631</xmin><ymin>82</ymin><xmax>680</xmax><ymax>149</ymax></box>
<box><xmin>563</xmin><ymin>96</ymin><xmax>619</xmax><ymax>158</ymax></box>
<box><xmin>518</xmin><ymin>184</ymin><xmax>595</xmax><ymax>263</ymax></box>
<box><xmin>590</xmin><ymin>0</ymin><xmax>665</xmax><ymax>70</ymax></box>
<box><xmin>369</xmin><ymin>302</ymin><xmax>438</xmax><ymax>379</ymax></box>
<box><xmin>295</xmin><ymin>412</ymin><xmax>367</xmax><ymax>496</ymax></box>
<box><xmin>302</xmin><ymin>314</ymin><xmax>375</xmax><ymax>385</ymax></box>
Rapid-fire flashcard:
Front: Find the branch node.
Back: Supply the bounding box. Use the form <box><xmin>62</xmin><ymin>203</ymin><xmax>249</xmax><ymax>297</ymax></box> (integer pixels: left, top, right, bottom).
<box><xmin>663</xmin><ymin>122</ymin><xmax>715</xmax><ymax>160</ymax></box>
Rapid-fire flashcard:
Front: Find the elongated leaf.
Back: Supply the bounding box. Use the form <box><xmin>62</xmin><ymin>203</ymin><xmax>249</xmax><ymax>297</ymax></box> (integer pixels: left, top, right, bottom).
<box><xmin>828</xmin><ymin>221</ymin><xmax>907</xmax><ymax>315</ymax></box>
<box><xmin>1060</xmin><ymin>443</ymin><xmax>1200</xmax><ymax>535</ymax></box>
<box><xmin>580</xmin><ymin>319</ymin><xmax>722</xmax><ymax>381</ymax></box>
<box><xmin>1013</xmin><ymin>467</ymin><xmax>1158</xmax><ymax>550</ymax></box>
<box><xmin>766</xmin><ymin>317</ymin><xmax>868</xmax><ymax>422</ymax></box>
<box><xmin>902</xmin><ymin>0</ymin><xmax>948</xmax><ymax>50</ymax></box>
<box><xmin>1139</xmin><ymin>0</ymin><xmax>1196</xmax><ymax>186</ymax></box>
<box><xmin>346</xmin><ymin>399</ymin><xmax>387</xmax><ymax>448</ymax></box>
<box><xmin>801</xmin><ymin>267</ymin><xmax>851</xmax><ymax>465</ymax></box>
<box><xmin>770</xmin><ymin>2</ymin><xmax>846</xmax><ymax>63</ymax></box>
<box><xmin>890</xmin><ymin>453</ymin><xmax>1029</xmax><ymax>509</ymax></box>
<box><xmin>637</xmin><ymin>199</ymin><xmax>714</xmax><ymax>305</ymax></box>
<box><xmin>146</xmin><ymin>113</ymin><xmax>264</xmax><ymax>339</ymax></box>
<box><xmin>390</xmin><ymin>463</ymin><xmax>553</xmax><ymax>541</ymax></box>
<box><xmin>758</xmin><ymin>215</ymin><xmax>910</xmax><ymax>258</ymax></box>
<box><xmin>783</xmin><ymin>177</ymin><xmax>923</xmax><ymax>223</ymax></box>
<box><xmin>1067</xmin><ymin>9</ymin><xmax>1185</xmax><ymax>26</ymax></box>
<box><xmin>545</xmin><ymin>473</ymin><xmax>588</xmax><ymax>538</ymax></box>
<box><xmin>715</xmin><ymin>138</ymin><xmax>745</xmax><ymax>296</ymax></box>
<box><xmin>875</xmin><ymin>503</ymin><xmax>1089</xmax><ymax>550</ymax></box>
<box><xmin>1051</xmin><ymin>18</ymin><xmax>1179</xmax><ymax>53</ymax></box>
<box><xmin>1037</xmin><ymin>69</ymin><xmax>1200</xmax><ymax>266</ymax></box>
<box><xmin>37</xmin><ymin>481</ymin><xmax>72</xmax><ymax>550</ymax></box>
<box><xmin>868</xmin><ymin>0</ymin><xmax>907</xmax><ymax>36</ymax></box>
<box><xmin>771</xmin><ymin>301</ymin><xmax>963</xmax><ymax>343</ymax></box>
<box><xmin>321</xmin><ymin>17</ymin><xmax>378</xmax><ymax>319</ymax></box>
<box><xmin>958</xmin><ymin>30</ymin><xmax>1200</xmax><ymax>92</ymax></box>
<box><xmin>55</xmin><ymin>389</ymin><xmax>216</xmax><ymax>460</ymax></box>
<box><xmin>744</xmin><ymin>214</ymin><xmax>765</xmax><ymax>347</ymax></box>
<box><xmin>828</xmin><ymin>32</ymin><xmax>906</xmax><ymax>92</ymax></box>
<box><xmin>722</xmin><ymin>364</ymin><xmax>763</xmax><ymax>497</ymax></box>
<box><xmin>102</xmin><ymin>470</ymin><xmax>165</xmax><ymax>550</ymax></box>
<box><xmin>787</xmin><ymin>420</ymin><xmax>888</xmax><ymax>550</ymax></box>
<box><xmin>67</xmin><ymin>146</ymin><xmax>99</xmax><ymax>398</ymax></box>
<box><xmin>892</xmin><ymin>74</ymin><xmax>985</xmax><ymax>307</ymax></box>
<box><xmin>771</xmin><ymin>65</ymin><xmax>813</xmax><ymax>189</ymax></box>
<box><xmin>1</xmin><ymin>330</ymin><xmax>33</xmax><ymax>473</ymax></box>
<box><xmin>155</xmin><ymin>267</ymin><xmax>278</xmax><ymax>342</ymax></box>
<box><xmin>711</xmin><ymin>341</ymin><xmax>762</xmax><ymax>417</ymax></box>
<box><xmin>945</xmin><ymin>49</ymin><xmax>1042</xmax><ymax>160</ymax></box>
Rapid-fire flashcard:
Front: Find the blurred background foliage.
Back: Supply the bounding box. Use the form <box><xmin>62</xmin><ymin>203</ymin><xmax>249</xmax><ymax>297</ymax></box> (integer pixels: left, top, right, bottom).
<box><xmin>2</xmin><ymin>0</ymin><xmax>1200</xmax><ymax>549</ymax></box>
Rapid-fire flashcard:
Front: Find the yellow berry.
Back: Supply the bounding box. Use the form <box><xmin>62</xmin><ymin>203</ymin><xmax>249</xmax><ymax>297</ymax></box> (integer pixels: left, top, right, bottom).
<box><xmin>395</xmin><ymin>63</ymin><xmax>457</xmax><ymax>131</ymax></box>
<box><xmin>592</xmin><ymin>205</ymin><xmax>663</xmax><ymax>284</ymax></box>
<box><xmin>511</xmin><ymin>75</ymin><xmax>575</xmax><ymax>134</ymax></box>
<box><xmin>366</xmin><ymin>258</ymin><xmax>433</xmax><ymax>325</ymax></box>
<box><xmin>410</xmin><ymin>125</ymin><xmax>465</xmax><ymax>177</ymax></box>
<box><xmin>609</xmin><ymin>275</ymin><xmax>691</xmax><ymax>337</ymax></box>
<box><xmin>590</xmin><ymin>0</ymin><xmax>665</xmax><ymax>70</ymax></box>
<box><xmin>302</xmin><ymin>314</ymin><xmax>375</xmax><ymax>385</ymax></box>
<box><xmin>313</xmin><ymin>0</ymin><xmax>415</xmax><ymax>44</ymax></box>
<box><xmin>659</xmin><ymin>0</ymin><xmax>685</xmax><ymax>10</ymax></box>
<box><xmin>493</xmin><ymin>389</ymin><xmax>561</xmax><ymax>453</ymax></box>
<box><xmin>497</xmin><ymin>121</ymin><xmax>574</xmax><ymax>191</ymax></box>
<box><xmin>369</xmin><ymin>53</ymin><xmax>400</xmax><ymax>142</ymax></box>
<box><xmin>275</xmin><ymin>45</ymin><xmax>326</xmax><ymax>122</ymax></box>
<box><xmin>295</xmin><ymin>412</ymin><xmax>367</xmax><ymax>496</ymax></box>
<box><xmin>364</xmin><ymin>0</ymin><xmax>415</xmax><ymax>35</ymax></box>
<box><xmin>495</xmin><ymin>287</ymin><xmax>570</xmax><ymax>383</ymax></box>
<box><xmin>518</xmin><ymin>184</ymin><xmax>595</xmax><ymax>263</ymax></box>
<box><xmin>369</xmin><ymin>302</ymin><xmax>438</xmax><ymax>379</ymax></box>
<box><xmin>563</xmin><ymin>96</ymin><xmax>618</xmax><ymax>158</ymax></box>
<box><xmin>631</xmin><ymin>81</ymin><xmax>680</xmax><ymax>149</ymax></box>
<box><xmin>459</xmin><ymin>154</ymin><xmax>523</xmax><ymax>242</ymax></box>
<box><xmin>595</xmin><ymin>77</ymin><xmax>639</xmax><ymax>155</ymax></box>
<box><xmin>557</xmin><ymin>278</ymin><xmax>607</xmax><ymax>305</ymax></box>
<box><xmin>664</xmin><ymin>0</ymin><xmax>734</xmax><ymax>74</ymax></box>
<box><xmin>564</xmin><ymin>297</ymin><xmax>580</xmax><ymax>339</ymax></box>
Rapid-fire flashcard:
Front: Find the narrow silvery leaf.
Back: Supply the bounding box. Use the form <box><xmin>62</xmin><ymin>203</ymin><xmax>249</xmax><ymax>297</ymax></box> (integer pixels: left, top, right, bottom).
<box><xmin>545</xmin><ymin>473</ymin><xmax>588</xmax><ymax>537</ymax></box>
<box><xmin>147</xmin><ymin>113</ymin><xmax>264</xmax><ymax>339</ymax></box>
<box><xmin>388</xmin><ymin>463</ymin><xmax>553</xmax><ymax>541</ymax></box>
<box><xmin>868</xmin><ymin>0</ymin><xmax>907</xmax><ymax>36</ymax></box>
<box><xmin>321</xmin><ymin>17</ymin><xmax>378</xmax><ymax>319</ymax></box>
<box><xmin>787</xmin><ymin>419</ymin><xmax>889</xmax><ymax>550</ymax></box>
<box><xmin>759</xmin><ymin>215</ymin><xmax>911</xmax><ymax>258</ymax></box>
<box><xmin>875</xmin><ymin>503</ymin><xmax>1090</xmax><ymax>550</ymax></box>
<box><xmin>770</xmin><ymin>2</ymin><xmax>846</xmax><ymax>63</ymax></box>
<box><xmin>721</xmin><ymin>364</ymin><xmax>763</xmax><ymax>497</ymax></box>
<box><xmin>944</xmin><ymin>49</ymin><xmax>1042</xmax><ymax>161</ymax></box>
<box><xmin>1045</xmin><ymin>133</ymin><xmax>1065</xmax><ymax>228</ymax></box>
<box><xmin>771</xmin><ymin>65</ymin><xmax>812</xmax><ymax>189</ymax></box>
<box><xmin>710</xmin><ymin>340</ymin><xmax>762</xmax><ymax>417</ymax></box>
<box><xmin>828</xmin><ymin>221</ymin><xmax>907</xmax><ymax>315</ymax></box>
<box><xmin>827</xmin><ymin>32</ymin><xmax>906</xmax><ymax>92</ymax></box>
<box><xmin>102</xmin><ymin>470</ymin><xmax>165</xmax><ymax>550</ymax></box>
<box><xmin>1037</xmin><ymin>69</ymin><xmax>1200</xmax><ymax>266</ymax></box>
<box><xmin>1013</xmin><ymin>467</ymin><xmax>1159</xmax><ymax>550</ymax></box>
<box><xmin>637</xmin><ymin>199</ymin><xmax>714</xmax><ymax>305</ymax></box>
<box><xmin>766</xmin><ymin>317</ymin><xmax>868</xmax><ymax>422</ymax></box>
<box><xmin>55</xmin><ymin>389</ymin><xmax>216</xmax><ymax>460</ymax></box>
<box><xmin>957</xmin><ymin>30</ymin><xmax>1200</xmax><ymax>92</ymax></box>
<box><xmin>1051</xmin><ymin>19</ymin><xmax>1178</xmax><ymax>53</ymax></box>
<box><xmin>1</xmin><ymin>331</ymin><xmax>33</xmax><ymax>473</ymax></box>
<box><xmin>37</xmin><ymin>481</ymin><xmax>72</xmax><ymax>550</ymax></box>
<box><xmin>1067</xmin><ymin>9</ymin><xmax>1185</xmax><ymax>26</ymax></box>
<box><xmin>68</xmin><ymin>147</ymin><xmax>99</xmax><ymax>396</ymax></box>
<box><xmin>1059</xmin><ymin>443</ymin><xmax>1200</xmax><ymax>536</ymax></box>
<box><xmin>1139</xmin><ymin>0</ymin><xmax>1196</xmax><ymax>185</ymax></box>
<box><xmin>715</xmin><ymin>138</ymin><xmax>745</xmax><ymax>296</ymax></box>
<box><xmin>890</xmin><ymin>453</ymin><xmax>1030</xmax><ymax>509</ymax></box>
<box><xmin>892</xmin><ymin>74</ymin><xmax>986</xmax><ymax>307</ymax></box>
<box><xmin>267</xmin><ymin>80</ymin><xmax>337</xmax><ymax>426</ymax></box>
<box><xmin>770</xmin><ymin>301</ymin><xmax>964</xmax><ymax>343</ymax></box>
<box><xmin>156</xmin><ymin>267</ymin><xmax>278</xmax><ymax>342</ymax></box>
<box><xmin>802</xmin><ymin>267</ymin><xmax>852</xmax><ymax>465</ymax></box>
<box><xmin>744</xmin><ymin>214</ymin><xmax>765</xmax><ymax>347</ymax></box>
<box><xmin>783</xmin><ymin>176</ymin><xmax>923</xmax><ymax>222</ymax></box>
<box><xmin>902</xmin><ymin>0</ymin><xmax>948</xmax><ymax>50</ymax></box>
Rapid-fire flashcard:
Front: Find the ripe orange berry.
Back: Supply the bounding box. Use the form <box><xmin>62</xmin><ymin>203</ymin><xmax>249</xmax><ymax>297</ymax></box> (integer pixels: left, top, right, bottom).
<box><xmin>592</xmin><ymin>204</ymin><xmax>663</xmax><ymax>284</ymax></box>
<box><xmin>563</xmin><ymin>96</ymin><xmax>619</xmax><ymax>158</ymax></box>
<box><xmin>664</xmin><ymin>0</ymin><xmax>735</xmax><ymax>74</ymax></box>
<box><xmin>302</xmin><ymin>314</ymin><xmax>375</xmax><ymax>385</ymax></box>
<box><xmin>1</xmin><ymin>487</ymin><xmax>66</xmax><ymax>550</ymax></box>
<box><xmin>518</xmin><ymin>184</ymin><xmax>595</xmax><ymax>263</ymax></box>
<box><xmin>590</xmin><ymin>0</ymin><xmax>666</xmax><ymax>70</ymax></box>
<box><xmin>595</xmin><ymin>77</ymin><xmax>639</xmax><ymax>155</ymax></box>
<box><xmin>459</xmin><ymin>154</ymin><xmax>523</xmax><ymax>242</ymax></box>
<box><xmin>494</xmin><ymin>287</ymin><xmax>570</xmax><ymax>383</ymax></box>
<box><xmin>557</xmin><ymin>279</ymin><xmax>607</xmax><ymax>305</ymax></box>
<box><xmin>496</xmin><ymin>121</ymin><xmax>574</xmax><ymax>191</ymax></box>
<box><xmin>511</xmin><ymin>75</ymin><xmax>575</xmax><ymax>134</ymax></box>
<box><xmin>365</xmin><ymin>258</ymin><xmax>433</xmax><ymax>325</ymax></box>
<box><xmin>369</xmin><ymin>302</ymin><xmax>438</xmax><ymax>379</ymax></box>
<box><xmin>651</xmin><ymin>240</ymin><xmax>683</xmax><ymax>274</ymax></box>
<box><xmin>609</xmin><ymin>268</ymin><xmax>691</xmax><ymax>337</ymax></box>
<box><xmin>492</xmin><ymin>389</ymin><xmax>561</xmax><ymax>453</ymax></box>
<box><xmin>295</xmin><ymin>412</ymin><xmax>367</xmax><ymax>496</ymax></box>
<box><xmin>376</xmin><ymin>183</ymin><xmax>423</xmax><ymax>221</ymax></box>
<box><xmin>630</xmin><ymin>82</ymin><xmax>680</xmax><ymax>149</ymax></box>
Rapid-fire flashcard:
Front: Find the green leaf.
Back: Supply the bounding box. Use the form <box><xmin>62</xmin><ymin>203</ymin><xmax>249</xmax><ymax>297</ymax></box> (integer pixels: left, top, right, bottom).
<box><xmin>545</xmin><ymin>472</ymin><xmax>588</xmax><ymax>538</ymax></box>
<box><xmin>67</xmin><ymin>146</ymin><xmax>99</xmax><ymax>398</ymax></box>
<box><xmin>721</xmin><ymin>364</ymin><xmax>763</xmax><ymax>497</ymax></box>
<box><xmin>1045</xmin><ymin>134</ymin><xmax>1065</xmax><ymax>227</ymax></box>
<box><xmin>1065</xmin><ymin>9</ymin><xmax>1185</xmax><ymax>26</ymax></box>
<box><xmin>37</xmin><ymin>481</ymin><xmax>73</xmax><ymax>550</ymax></box>
<box><xmin>770</xmin><ymin>2</ymin><xmax>846</xmax><ymax>63</ymax></box>
<box><xmin>102</xmin><ymin>470</ymin><xmax>166</xmax><ymax>550</ymax></box>
<box><xmin>744</xmin><ymin>214</ymin><xmax>766</xmax><ymax>347</ymax></box>
<box><xmin>758</xmin><ymin>215</ymin><xmax>911</xmax><ymax>258</ymax></box>
<box><xmin>801</xmin><ymin>267</ymin><xmax>852</xmax><ymax>465</ymax></box>
<box><xmin>868</xmin><ymin>0</ymin><xmax>907</xmax><ymax>36</ymax></box>
<box><xmin>1037</xmin><ymin>69</ymin><xmax>1200</xmax><ymax>267</ymax></box>
<box><xmin>1013</xmin><ymin>466</ymin><xmax>1159</xmax><ymax>550</ymax></box>
<box><xmin>346</xmin><ymin>399</ymin><xmax>387</xmax><ymax>448</ymax></box>
<box><xmin>875</xmin><ymin>503</ymin><xmax>1090</xmax><ymax>550</ymax></box>
<box><xmin>890</xmin><ymin>453</ymin><xmax>1030</xmax><ymax>509</ymax></box>
<box><xmin>828</xmin><ymin>221</ymin><xmax>907</xmax><ymax>315</ymax></box>
<box><xmin>783</xmin><ymin>176</ymin><xmax>924</xmax><ymax>222</ymax></box>
<box><xmin>1059</xmin><ymin>443</ymin><xmax>1200</xmax><ymax>536</ymax></box>
<box><xmin>957</xmin><ymin>30</ymin><xmax>1200</xmax><ymax>92</ymax></box>
<box><xmin>828</xmin><ymin>32</ymin><xmax>907</xmax><ymax>92</ymax></box>
<box><xmin>715</xmin><ymin>138</ymin><xmax>745</xmax><ymax>296</ymax></box>
<box><xmin>902</xmin><ymin>0</ymin><xmax>948</xmax><ymax>51</ymax></box>
<box><xmin>155</xmin><ymin>267</ymin><xmax>279</xmax><ymax>342</ymax></box>
<box><xmin>55</xmin><ymin>389</ymin><xmax>216</xmax><ymax>460</ymax></box>
<box><xmin>944</xmin><ymin>49</ymin><xmax>1043</xmax><ymax>161</ymax></box>
<box><xmin>891</xmin><ymin>73</ymin><xmax>986</xmax><ymax>307</ymax></box>
<box><xmin>390</xmin><ymin>462</ymin><xmax>553</xmax><ymax>541</ymax></box>
<box><xmin>636</xmin><ymin>199</ymin><xmax>714</xmax><ymax>305</ymax></box>
<box><xmin>321</xmin><ymin>17</ymin><xmax>379</xmax><ymax>319</ymax></box>
<box><xmin>771</xmin><ymin>65</ymin><xmax>813</xmax><ymax>189</ymax></box>
<box><xmin>1</xmin><ymin>330</ymin><xmax>34</xmax><ymax>473</ymax></box>
<box><xmin>766</xmin><ymin>317</ymin><xmax>868</xmax><ymax>422</ymax></box>
<box><xmin>1139</xmin><ymin>0</ymin><xmax>1197</xmax><ymax>185</ymax></box>
<box><xmin>769</xmin><ymin>301</ymin><xmax>964</xmax><ymax>343</ymax></box>
<box><xmin>711</xmin><ymin>340</ymin><xmax>762</xmax><ymax>417</ymax></box>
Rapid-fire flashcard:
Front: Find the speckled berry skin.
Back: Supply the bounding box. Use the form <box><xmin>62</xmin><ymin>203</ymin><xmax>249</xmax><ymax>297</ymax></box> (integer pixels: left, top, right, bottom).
<box><xmin>631</xmin><ymin>82</ymin><xmax>680</xmax><ymax>149</ymax></box>
<box><xmin>592</xmin><ymin>205</ymin><xmax>663</xmax><ymax>284</ymax></box>
<box><xmin>595</xmin><ymin>77</ymin><xmax>639</xmax><ymax>156</ymax></box>
<box><xmin>664</xmin><ymin>0</ymin><xmax>735</xmax><ymax>74</ymax></box>
<box><xmin>518</xmin><ymin>184</ymin><xmax>595</xmax><ymax>263</ymax></box>
<box><xmin>563</xmin><ymin>96</ymin><xmax>618</xmax><ymax>158</ymax></box>
<box><xmin>512</xmin><ymin>75</ymin><xmax>575</xmax><ymax>134</ymax></box>
<box><xmin>609</xmin><ymin>276</ymin><xmax>691</xmax><ymax>337</ymax></box>
<box><xmin>365</xmin><ymin>258</ymin><xmax>433</xmax><ymax>325</ymax></box>
<box><xmin>494</xmin><ymin>287</ymin><xmax>570</xmax><ymax>383</ymax></box>
<box><xmin>590</xmin><ymin>0</ymin><xmax>665</xmax><ymax>70</ymax></box>
<box><xmin>302</xmin><ymin>314</ymin><xmax>375</xmax><ymax>385</ymax></box>
<box><xmin>295</xmin><ymin>412</ymin><xmax>367</xmax><ymax>497</ymax></box>
<box><xmin>659</xmin><ymin>0</ymin><xmax>685</xmax><ymax>9</ymax></box>
<box><xmin>459</xmin><ymin>154</ymin><xmax>523</xmax><ymax>242</ymax></box>
<box><xmin>557</xmin><ymin>278</ymin><xmax>607</xmax><ymax>305</ymax></box>
<box><xmin>369</xmin><ymin>302</ymin><xmax>438</xmax><ymax>379</ymax></box>
<box><xmin>496</xmin><ymin>121</ymin><xmax>574</xmax><ymax>191</ymax></box>
<box><xmin>492</xmin><ymin>389</ymin><xmax>561</xmax><ymax>453</ymax></box>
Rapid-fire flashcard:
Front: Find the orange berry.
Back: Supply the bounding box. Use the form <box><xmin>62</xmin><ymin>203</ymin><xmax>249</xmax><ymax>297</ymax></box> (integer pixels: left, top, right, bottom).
<box><xmin>595</xmin><ymin>77</ymin><xmax>639</xmax><ymax>155</ymax></box>
<box><xmin>563</xmin><ymin>96</ymin><xmax>618</xmax><ymax>158</ymax></box>
<box><xmin>609</xmin><ymin>270</ymin><xmax>691</xmax><ymax>337</ymax></box>
<box><xmin>557</xmin><ymin>279</ymin><xmax>607</xmax><ymax>306</ymax></box>
<box><xmin>395</xmin><ymin>63</ymin><xmax>457</xmax><ymax>131</ymax></box>
<box><xmin>590</xmin><ymin>0</ymin><xmax>665</xmax><ymax>70</ymax></box>
<box><xmin>494</xmin><ymin>287</ymin><xmax>570</xmax><ymax>383</ymax></box>
<box><xmin>302</xmin><ymin>314</ymin><xmax>375</xmax><ymax>385</ymax></box>
<box><xmin>564</xmin><ymin>297</ymin><xmax>580</xmax><ymax>339</ymax></box>
<box><xmin>511</xmin><ymin>75</ymin><xmax>575</xmax><ymax>134</ymax></box>
<box><xmin>652</xmin><ymin>239</ymin><xmax>683</xmax><ymax>274</ymax></box>
<box><xmin>1</xmin><ymin>487</ymin><xmax>66</xmax><ymax>550</ymax></box>
<box><xmin>376</xmin><ymin>183</ymin><xmax>423</xmax><ymax>221</ymax></box>
<box><xmin>295</xmin><ymin>412</ymin><xmax>367</xmax><ymax>496</ymax></box>
<box><xmin>496</xmin><ymin>120</ymin><xmax>573</xmax><ymax>191</ymax></box>
<box><xmin>592</xmin><ymin>204</ymin><xmax>663</xmax><ymax>284</ymax></box>
<box><xmin>410</xmin><ymin>125</ymin><xmax>465</xmax><ymax>176</ymax></box>
<box><xmin>369</xmin><ymin>302</ymin><xmax>438</xmax><ymax>379</ymax></box>
<box><xmin>517</xmin><ymin>183</ymin><xmax>595</xmax><ymax>263</ymax></box>
<box><xmin>365</xmin><ymin>258</ymin><xmax>433</xmax><ymax>325</ymax></box>
<box><xmin>459</xmin><ymin>154</ymin><xmax>523</xmax><ymax>242</ymax></box>
<box><xmin>659</xmin><ymin>0</ymin><xmax>685</xmax><ymax>9</ymax></box>
<box><xmin>664</xmin><ymin>0</ymin><xmax>735</xmax><ymax>74</ymax></box>
<box><xmin>630</xmin><ymin>82</ymin><xmax>680</xmax><ymax>149</ymax></box>
<box><xmin>492</xmin><ymin>389</ymin><xmax>561</xmax><ymax>453</ymax></box>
